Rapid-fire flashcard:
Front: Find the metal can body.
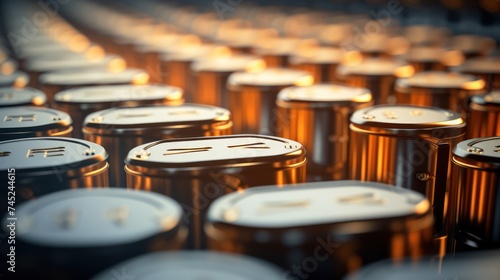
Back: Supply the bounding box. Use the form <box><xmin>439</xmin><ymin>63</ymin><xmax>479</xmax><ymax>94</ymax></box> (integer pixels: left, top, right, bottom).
<box><xmin>0</xmin><ymin>137</ymin><xmax>109</xmax><ymax>205</ymax></box>
<box><xmin>125</xmin><ymin>134</ymin><xmax>307</xmax><ymax>249</ymax></box>
<box><xmin>84</xmin><ymin>104</ymin><xmax>232</xmax><ymax>187</ymax></box>
<box><xmin>349</xmin><ymin>105</ymin><xmax>465</xmax><ymax>251</ymax></box>
<box><xmin>7</xmin><ymin>188</ymin><xmax>186</xmax><ymax>280</ymax></box>
<box><xmin>0</xmin><ymin>87</ymin><xmax>47</xmax><ymax>108</ymax></box>
<box><xmin>452</xmin><ymin>57</ymin><xmax>500</xmax><ymax>91</ymax></box>
<box><xmin>0</xmin><ymin>106</ymin><xmax>73</xmax><ymax>140</ymax></box>
<box><xmin>395</xmin><ymin>71</ymin><xmax>485</xmax><ymax>113</ymax></box>
<box><xmin>228</xmin><ymin>68</ymin><xmax>314</xmax><ymax>135</ymax></box>
<box><xmin>205</xmin><ymin>180</ymin><xmax>434</xmax><ymax>280</ymax></box>
<box><xmin>276</xmin><ymin>84</ymin><xmax>373</xmax><ymax>180</ymax></box>
<box><xmin>466</xmin><ymin>92</ymin><xmax>500</xmax><ymax>139</ymax></box>
<box><xmin>337</xmin><ymin>58</ymin><xmax>414</xmax><ymax>104</ymax></box>
<box><xmin>54</xmin><ymin>84</ymin><xmax>183</xmax><ymax>139</ymax></box>
<box><xmin>288</xmin><ymin>46</ymin><xmax>343</xmax><ymax>83</ymax></box>
<box><xmin>449</xmin><ymin>137</ymin><xmax>500</xmax><ymax>252</ymax></box>
<box><xmin>403</xmin><ymin>46</ymin><xmax>464</xmax><ymax>73</ymax></box>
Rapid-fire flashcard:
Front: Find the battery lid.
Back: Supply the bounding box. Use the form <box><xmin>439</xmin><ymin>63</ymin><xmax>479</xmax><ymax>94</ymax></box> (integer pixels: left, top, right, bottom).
<box><xmin>452</xmin><ymin>57</ymin><xmax>500</xmax><ymax>74</ymax></box>
<box><xmin>277</xmin><ymin>84</ymin><xmax>372</xmax><ymax>108</ymax></box>
<box><xmin>0</xmin><ymin>71</ymin><xmax>29</xmax><ymax>87</ymax></box>
<box><xmin>398</xmin><ymin>71</ymin><xmax>484</xmax><ymax>89</ymax></box>
<box><xmin>337</xmin><ymin>58</ymin><xmax>412</xmax><ymax>77</ymax></box>
<box><xmin>289</xmin><ymin>46</ymin><xmax>344</xmax><ymax>64</ymax></box>
<box><xmin>0</xmin><ymin>87</ymin><xmax>46</xmax><ymax>107</ymax></box>
<box><xmin>453</xmin><ymin>137</ymin><xmax>500</xmax><ymax>169</ymax></box>
<box><xmin>350</xmin><ymin>104</ymin><xmax>465</xmax><ymax>136</ymax></box>
<box><xmin>39</xmin><ymin>68</ymin><xmax>149</xmax><ymax>86</ymax></box>
<box><xmin>0</xmin><ymin>137</ymin><xmax>107</xmax><ymax>172</ymax></box>
<box><xmin>160</xmin><ymin>44</ymin><xmax>228</xmax><ymax>62</ymax></box>
<box><xmin>12</xmin><ymin>188</ymin><xmax>182</xmax><ymax>247</ymax></box>
<box><xmin>90</xmin><ymin>251</ymin><xmax>284</xmax><ymax>280</ymax></box>
<box><xmin>55</xmin><ymin>84</ymin><xmax>182</xmax><ymax>104</ymax></box>
<box><xmin>191</xmin><ymin>54</ymin><xmax>265</xmax><ymax>73</ymax></box>
<box><xmin>84</xmin><ymin>104</ymin><xmax>230</xmax><ymax>130</ymax></box>
<box><xmin>126</xmin><ymin>134</ymin><xmax>305</xmax><ymax>169</ymax></box>
<box><xmin>228</xmin><ymin>68</ymin><xmax>313</xmax><ymax>89</ymax></box>
<box><xmin>207</xmin><ymin>180</ymin><xmax>428</xmax><ymax>228</ymax></box>
<box><xmin>470</xmin><ymin>91</ymin><xmax>500</xmax><ymax>109</ymax></box>
<box><xmin>0</xmin><ymin>106</ymin><xmax>71</xmax><ymax>134</ymax></box>
<box><xmin>24</xmin><ymin>54</ymin><xmax>126</xmax><ymax>73</ymax></box>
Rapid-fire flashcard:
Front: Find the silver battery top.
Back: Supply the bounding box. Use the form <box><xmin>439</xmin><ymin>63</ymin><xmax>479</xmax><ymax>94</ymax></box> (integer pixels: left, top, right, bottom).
<box><xmin>11</xmin><ymin>188</ymin><xmax>182</xmax><ymax>247</ymax></box>
<box><xmin>0</xmin><ymin>137</ymin><xmax>107</xmax><ymax>175</ymax></box>
<box><xmin>126</xmin><ymin>134</ymin><xmax>305</xmax><ymax>172</ymax></box>
<box><xmin>0</xmin><ymin>71</ymin><xmax>29</xmax><ymax>87</ymax></box>
<box><xmin>451</xmin><ymin>57</ymin><xmax>500</xmax><ymax>75</ymax></box>
<box><xmin>228</xmin><ymin>68</ymin><xmax>314</xmax><ymax>90</ymax></box>
<box><xmin>350</xmin><ymin>104</ymin><xmax>465</xmax><ymax>138</ymax></box>
<box><xmin>0</xmin><ymin>107</ymin><xmax>71</xmax><ymax>137</ymax></box>
<box><xmin>395</xmin><ymin>71</ymin><xmax>484</xmax><ymax>92</ymax></box>
<box><xmin>289</xmin><ymin>46</ymin><xmax>344</xmax><ymax>65</ymax></box>
<box><xmin>191</xmin><ymin>54</ymin><xmax>266</xmax><ymax>73</ymax></box>
<box><xmin>277</xmin><ymin>84</ymin><xmax>372</xmax><ymax>108</ymax></box>
<box><xmin>453</xmin><ymin>137</ymin><xmax>500</xmax><ymax>170</ymax></box>
<box><xmin>160</xmin><ymin>44</ymin><xmax>228</xmax><ymax>62</ymax></box>
<box><xmin>39</xmin><ymin>68</ymin><xmax>149</xmax><ymax>86</ymax></box>
<box><xmin>207</xmin><ymin>180</ymin><xmax>430</xmax><ymax>229</ymax></box>
<box><xmin>55</xmin><ymin>84</ymin><xmax>182</xmax><ymax>104</ymax></box>
<box><xmin>84</xmin><ymin>104</ymin><xmax>231</xmax><ymax>134</ymax></box>
<box><xmin>91</xmin><ymin>251</ymin><xmax>284</xmax><ymax>280</ymax></box>
<box><xmin>0</xmin><ymin>87</ymin><xmax>46</xmax><ymax>107</ymax></box>
<box><xmin>24</xmin><ymin>54</ymin><xmax>126</xmax><ymax>73</ymax></box>
<box><xmin>337</xmin><ymin>58</ymin><xmax>412</xmax><ymax>77</ymax></box>
<box><xmin>470</xmin><ymin>91</ymin><xmax>500</xmax><ymax>111</ymax></box>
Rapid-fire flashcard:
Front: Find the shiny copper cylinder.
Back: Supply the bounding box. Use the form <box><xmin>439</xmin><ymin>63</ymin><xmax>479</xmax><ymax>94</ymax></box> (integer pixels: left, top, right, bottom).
<box><xmin>403</xmin><ymin>47</ymin><xmax>464</xmax><ymax>73</ymax></box>
<box><xmin>349</xmin><ymin>105</ymin><xmax>466</xmax><ymax>249</ymax></box>
<box><xmin>337</xmin><ymin>58</ymin><xmax>414</xmax><ymax>104</ymax></box>
<box><xmin>466</xmin><ymin>91</ymin><xmax>500</xmax><ymax>139</ymax></box>
<box><xmin>449</xmin><ymin>137</ymin><xmax>500</xmax><ymax>253</ymax></box>
<box><xmin>395</xmin><ymin>71</ymin><xmax>486</xmax><ymax>113</ymax></box>
<box><xmin>53</xmin><ymin>84</ymin><xmax>182</xmax><ymax>139</ymax></box>
<box><xmin>276</xmin><ymin>84</ymin><xmax>373</xmax><ymax>181</ymax></box>
<box><xmin>191</xmin><ymin>54</ymin><xmax>266</xmax><ymax>108</ymax></box>
<box><xmin>452</xmin><ymin>57</ymin><xmax>500</xmax><ymax>91</ymax></box>
<box><xmin>205</xmin><ymin>180</ymin><xmax>434</xmax><ymax>280</ymax></box>
<box><xmin>83</xmin><ymin>104</ymin><xmax>232</xmax><ymax>187</ymax></box>
<box><xmin>228</xmin><ymin>68</ymin><xmax>314</xmax><ymax>135</ymax></box>
<box><xmin>125</xmin><ymin>134</ymin><xmax>307</xmax><ymax>249</ymax></box>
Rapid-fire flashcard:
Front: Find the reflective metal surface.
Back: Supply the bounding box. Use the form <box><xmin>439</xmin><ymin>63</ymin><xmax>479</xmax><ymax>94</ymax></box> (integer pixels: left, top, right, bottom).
<box><xmin>449</xmin><ymin>137</ymin><xmax>500</xmax><ymax>252</ymax></box>
<box><xmin>0</xmin><ymin>87</ymin><xmax>47</xmax><ymax>108</ymax></box>
<box><xmin>84</xmin><ymin>104</ymin><xmax>232</xmax><ymax>187</ymax></box>
<box><xmin>206</xmin><ymin>180</ymin><xmax>434</xmax><ymax>280</ymax></box>
<box><xmin>466</xmin><ymin>91</ymin><xmax>500</xmax><ymax>139</ymax></box>
<box><xmin>125</xmin><ymin>134</ymin><xmax>307</xmax><ymax>249</ymax></box>
<box><xmin>277</xmin><ymin>84</ymin><xmax>373</xmax><ymax>180</ymax></box>
<box><xmin>452</xmin><ymin>57</ymin><xmax>500</xmax><ymax>91</ymax></box>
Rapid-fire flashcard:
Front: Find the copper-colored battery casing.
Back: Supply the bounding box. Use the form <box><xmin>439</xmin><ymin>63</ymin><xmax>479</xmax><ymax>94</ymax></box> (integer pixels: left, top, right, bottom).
<box><xmin>38</xmin><ymin>68</ymin><xmax>150</xmax><ymax>105</ymax></box>
<box><xmin>337</xmin><ymin>58</ymin><xmax>414</xmax><ymax>104</ymax></box>
<box><xmin>288</xmin><ymin>46</ymin><xmax>343</xmax><ymax>83</ymax></box>
<box><xmin>205</xmin><ymin>180</ymin><xmax>434</xmax><ymax>280</ymax></box>
<box><xmin>54</xmin><ymin>84</ymin><xmax>183</xmax><ymax>139</ymax></box>
<box><xmin>125</xmin><ymin>134</ymin><xmax>307</xmax><ymax>249</ymax></box>
<box><xmin>403</xmin><ymin>46</ymin><xmax>464</xmax><ymax>73</ymax></box>
<box><xmin>449</xmin><ymin>34</ymin><xmax>496</xmax><ymax>59</ymax></box>
<box><xmin>452</xmin><ymin>57</ymin><xmax>500</xmax><ymax>91</ymax></box>
<box><xmin>191</xmin><ymin>54</ymin><xmax>266</xmax><ymax>109</ymax></box>
<box><xmin>0</xmin><ymin>87</ymin><xmax>47</xmax><ymax>108</ymax></box>
<box><xmin>449</xmin><ymin>137</ymin><xmax>500</xmax><ymax>252</ymax></box>
<box><xmin>349</xmin><ymin>105</ymin><xmax>466</xmax><ymax>253</ymax></box>
<box><xmin>395</xmin><ymin>71</ymin><xmax>485</xmax><ymax>113</ymax></box>
<box><xmin>228</xmin><ymin>68</ymin><xmax>314</xmax><ymax>135</ymax></box>
<box><xmin>277</xmin><ymin>84</ymin><xmax>373</xmax><ymax>180</ymax></box>
<box><xmin>84</xmin><ymin>104</ymin><xmax>232</xmax><ymax>187</ymax></box>
<box><xmin>465</xmin><ymin>92</ymin><xmax>500</xmax><ymax>139</ymax></box>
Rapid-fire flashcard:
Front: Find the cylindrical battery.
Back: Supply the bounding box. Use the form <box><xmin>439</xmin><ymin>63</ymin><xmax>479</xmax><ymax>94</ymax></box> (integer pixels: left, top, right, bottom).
<box><xmin>228</xmin><ymin>68</ymin><xmax>314</xmax><ymax>135</ymax></box>
<box><xmin>349</xmin><ymin>105</ymin><xmax>466</xmax><ymax>250</ymax></box>
<box><xmin>3</xmin><ymin>188</ymin><xmax>186</xmax><ymax>280</ymax></box>
<box><xmin>276</xmin><ymin>84</ymin><xmax>373</xmax><ymax>180</ymax></box>
<box><xmin>252</xmin><ymin>38</ymin><xmax>316</xmax><ymax>67</ymax></box>
<box><xmin>449</xmin><ymin>34</ymin><xmax>496</xmax><ymax>59</ymax></box>
<box><xmin>38</xmin><ymin>68</ymin><xmax>150</xmax><ymax>105</ymax></box>
<box><xmin>337</xmin><ymin>58</ymin><xmax>414</xmax><ymax>104</ymax></box>
<box><xmin>205</xmin><ymin>180</ymin><xmax>434</xmax><ymax>280</ymax></box>
<box><xmin>0</xmin><ymin>106</ymin><xmax>72</xmax><ymax>140</ymax></box>
<box><xmin>125</xmin><ymin>134</ymin><xmax>307</xmax><ymax>249</ymax></box>
<box><xmin>0</xmin><ymin>87</ymin><xmax>47</xmax><ymax>108</ymax></box>
<box><xmin>465</xmin><ymin>91</ymin><xmax>500</xmax><ymax>139</ymax></box>
<box><xmin>403</xmin><ymin>46</ymin><xmax>464</xmax><ymax>73</ymax></box>
<box><xmin>288</xmin><ymin>46</ymin><xmax>344</xmax><ymax>83</ymax></box>
<box><xmin>0</xmin><ymin>137</ymin><xmax>109</xmax><ymax>205</ymax></box>
<box><xmin>0</xmin><ymin>71</ymin><xmax>29</xmax><ymax>88</ymax></box>
<box><xmin>54</xmin><ymin>84</ymin><xmax>183</xmax><ymax>139</ymax></box>
<box><xmin>395</xmin><ymin>71</ymin><xmax>485</xmax><ymax>113</ymax></box>
<box><xmin>91</xmin><ymin>251</ymin><xmax>284</xmax><ymax>280</ymax></box>
<box><xmin>449</xmin><ymin>137</ymin><xmax>500</xmax><ymax>252</ymax></box>
<box><xmin>84</xmin><ymin>104</ymin><xmax>232</xmax><ymax>187</ymax></box>
<box><xmin>451</xmin><ymin>57</ymin><xmax>500</xmax><ymax>91</ymax></box>
<box><xmin>191</xmin><ymin>54</ymin><xmax>266</xmax><ymax>108</ymax></box>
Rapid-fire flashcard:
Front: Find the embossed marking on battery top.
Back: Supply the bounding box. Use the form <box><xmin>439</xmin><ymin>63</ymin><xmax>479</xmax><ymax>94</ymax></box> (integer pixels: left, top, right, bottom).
<box><xmin>163</xmin><ymin>147</ymin><xmax>213</xmax><ymax>156</ymax></box>
<box><xmin>258</xmin><ymin>200</ymin><xmax>311</xmax><ymax>215</ymax></box>
<box><xmin>105</xmin><ymin>206</ymin><xmax>129</xmax><ymax>226</ymax></box>
<box><xmin>383</xmin><ymin>111</ymin><xmax>398</xmax><ymax>119</ymax></box>
<box><xmin>116</xmin><ymin>113</ymin><xmax>153</xmax><ymax>118</ymax></box>
<box><xmin>227</xmin><ymin>142</ymin><xmax>271</xmax><ymax>149</ymax></box>
<box><xmin>0</xmin><ymin>151</ymin><xmax>11</xmax><ymax>157</ymax></box>
<box><xmin>168</xmin><ymin>110</ymin><xmax>199</xmax><ymax>115</ymax></box>
<box><xmin>27</xmin><ymin>147</ymin><xmax>66</xmax><ymax>158</ymax></box>
<box><xmin>337</xmin><ymin>192</ymin><xmax>385</xmax><ymax>205</ymax></box>
<box><xmin>4</xmin><ymin>114</ymin><xmax>36</xmax><ymax>122</ymax></box>
<box><xmin>1</xmin><ymin>92</ymin><xmax>14</xmax><ymax>100</ymax></box>
<box><xmin>54</xmin><ymin>208</ymin><xmax>78</xmax><ymax>230</ymax></box>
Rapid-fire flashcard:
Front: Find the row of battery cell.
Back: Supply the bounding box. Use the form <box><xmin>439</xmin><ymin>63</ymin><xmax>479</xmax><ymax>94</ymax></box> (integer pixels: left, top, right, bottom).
<box><xmin>1</xmin><ymin>0</ymin><xmax>500</xmax><ymax>280</ymax></box>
